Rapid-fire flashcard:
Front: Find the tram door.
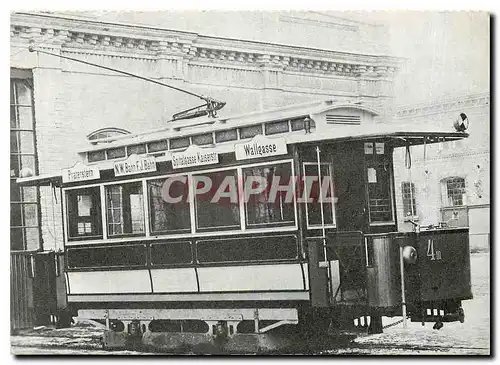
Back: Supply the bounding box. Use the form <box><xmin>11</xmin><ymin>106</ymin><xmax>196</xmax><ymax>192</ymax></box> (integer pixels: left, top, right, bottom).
<box><xmin>333</xmin><ymin>143</ymin><xmax>368</xmax><ymax>233</ymax></box>
<box><xmin>305</xmin><ymin>143</ymin><xmax>369</xmax><ymax>306</ymax></box>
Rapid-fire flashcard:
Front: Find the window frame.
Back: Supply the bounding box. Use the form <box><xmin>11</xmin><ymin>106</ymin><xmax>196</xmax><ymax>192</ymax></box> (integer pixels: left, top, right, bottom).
<box><xmin>401</xmin><ymin>181</ymin><xmax>418</xmax><ymax>220</ymax></box>
<box><xmin>62</xmin><ymin>159</ymin><xmax>298</xmax><ymax>245</ymax></box>
<box><xmin>302</xmin><ymin>162</ymin><xmax>337</xmax><ymax>230</ymax></box>
<box><xmin>65</xmin><ymin>186</ymin><xmax>104</xmax><ymax>241</ymax></box>
<box><xmin>363</xmin><ymin>149</ymin><xmax>396</xmax><ymax>226</ymax></box>
<box><xmin>147</xmin><ymin>173</ymin><xmax>192</xmax><ymax>235</ymax></box>
<box><xmin>86</xmin><ymin>127</ymin><xmax>131</xmax><ymax>142</ymax></box>
<box><xmin>10</xmin><ymin>76</ymin><xmax>41</xmax><ymax>250</ymax></box>
<box><xmin>104</xmin><ymin>181</ymin><xmax>146</xmax><ymax>238</ymax></box>
<box><xmin>193</xmin><ymin>167</ymin><xmax>241</xmax><ymax>232</ymax></box>
<box><xmin>242</xmin><ymin>160</ymin><xmax>297</xmax><ymax>229</ymax></box>
<box><xmin>442</xmin><ymin>176</ymin><xmax>467</xmax><ymax>207</ymax></box>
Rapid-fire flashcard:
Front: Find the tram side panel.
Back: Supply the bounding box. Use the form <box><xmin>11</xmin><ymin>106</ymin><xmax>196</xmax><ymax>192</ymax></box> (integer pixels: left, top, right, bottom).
<box><xmin>65</xmin><ymin>233</ymin><xmax>310</xmax><ymax>310</ymax></box>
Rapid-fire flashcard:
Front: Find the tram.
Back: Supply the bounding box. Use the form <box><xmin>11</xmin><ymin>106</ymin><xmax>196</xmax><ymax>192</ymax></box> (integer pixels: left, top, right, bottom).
<box><xmin>18</xmin><ymin>100</ymin><xmax>472</xmax><ymax>352</ymax></box>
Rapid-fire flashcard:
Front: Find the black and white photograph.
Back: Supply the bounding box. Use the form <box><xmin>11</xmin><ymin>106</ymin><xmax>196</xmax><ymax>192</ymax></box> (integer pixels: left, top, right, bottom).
<box><xmin>9</xmin><ymin>9</ymin><xmax>490</xmax><ymax>355</ymax></box>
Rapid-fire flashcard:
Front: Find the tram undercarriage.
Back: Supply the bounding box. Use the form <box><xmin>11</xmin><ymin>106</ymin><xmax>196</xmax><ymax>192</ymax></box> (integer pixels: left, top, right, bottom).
<box><xmin>73</xmin><ymin>300</ymin><xmax>467</xmax><ymax>353</ymax></box>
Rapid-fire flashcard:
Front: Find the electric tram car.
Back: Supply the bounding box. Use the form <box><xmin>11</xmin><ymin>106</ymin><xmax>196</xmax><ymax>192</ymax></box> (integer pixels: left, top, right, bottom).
<box><xmin>19</xmin><ymin>100</ymin><xmax>472</xmax><ymax>352</ymax></box>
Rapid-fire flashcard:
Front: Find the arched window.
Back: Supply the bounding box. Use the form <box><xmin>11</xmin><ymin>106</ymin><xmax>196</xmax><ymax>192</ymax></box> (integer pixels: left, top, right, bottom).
<box><xmin>441</xmin><ymin>177</ymin><xmax>466</xmax><ymax>207</ymax></box>
<box><xmin>87</xmin><ymin>127</ymin><xmax>131</xmax><ymax>144</ymax></box>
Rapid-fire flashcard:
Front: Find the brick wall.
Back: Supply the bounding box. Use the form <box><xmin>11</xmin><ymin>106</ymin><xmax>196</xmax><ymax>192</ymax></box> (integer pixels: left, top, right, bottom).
<box><xmin>11</xmin><ymin>12</ymin><xmax>400</xmax><ymax>251</ymax></box>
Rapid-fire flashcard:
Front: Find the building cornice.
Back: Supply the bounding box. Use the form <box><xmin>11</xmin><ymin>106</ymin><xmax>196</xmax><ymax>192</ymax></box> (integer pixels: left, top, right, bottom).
<box><xmin>395</xmin><ymin>92</ymin><xmax>490</xmax><ymax>119</ymax></box>
<box><xmin>11</xmin><ymin>11</ymin><xmax>402</xmax><ymax>78</ymax></box>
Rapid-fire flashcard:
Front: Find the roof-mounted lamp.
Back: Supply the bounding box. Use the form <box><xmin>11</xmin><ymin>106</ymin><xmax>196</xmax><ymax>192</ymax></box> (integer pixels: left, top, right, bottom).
<box><xmin>304</xmin><ymin>117</ymin><xmax>313</xmax><ymax>134</ymax></box>
<box><xmin>454</xmin><ymin>113</ymin><xmax>469</xmax><ymax>132</ymax></box>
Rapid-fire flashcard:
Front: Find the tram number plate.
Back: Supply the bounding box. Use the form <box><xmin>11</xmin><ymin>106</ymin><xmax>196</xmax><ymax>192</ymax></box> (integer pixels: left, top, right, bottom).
<box><xmin>426</xmin><ymin>239</ymin><xmax>442</xmax><ymax>261</ymax></box>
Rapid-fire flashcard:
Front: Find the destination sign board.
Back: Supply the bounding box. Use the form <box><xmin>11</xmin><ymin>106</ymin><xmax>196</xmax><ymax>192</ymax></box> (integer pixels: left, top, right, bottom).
<box><xmin>114</xmin><ymin>154</ymin><xmax>157</xmax><ymax>176</ymax></box>
<box><xmin>62</xmin><ymin>162</ymin><xmax>100</xmax><ymax>183</ymax></box>
<box><xmin>235</xmin><ymin>135</ymin><xmax>288</xmax><ymax>160</ymax></box>
<box><xmin>172</xmin><ymin>145</ymin><xmax>219</xmax><ymax>169</ymax></box>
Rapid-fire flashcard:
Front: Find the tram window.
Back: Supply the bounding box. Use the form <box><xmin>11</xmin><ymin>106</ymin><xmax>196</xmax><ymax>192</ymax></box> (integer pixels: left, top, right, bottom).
<box><xmin>170</xmin><ymin>137</ymin><xmax>190</xmax><ymax>149</ymax></box>
<box><xmin>105</xmin><ymin>182</ymin><xmax>145</xmax><ymax>236</ymax></box>
<box><xmin>127</xmin><ymin>144</ymin><xmax>146</xmax><ymax>156</ymax></box>
<box><xmin>192</xmin><ymin>133</ymin><xmax>214</xmax><ymax>146</ymax></box>
<box><xmin>148</xmin><ymin>176</ymin><xmax>191</xmax><ymax>234</ymax></box>
<box><xmin>239</xmin><ymin>125</ymin><xmax>262</xmax><ymax>139</ymax></box>
<box><xmin>215</xmin><ymin>129</ymin><xmax>237</xmax><ymax>143</ymax></box>
<box><xmin>66</xmin><ymin>187</ymin><xmax>102</xmax><ymax>240</ymax></box>
<box><xmin>88</xmin><ymin>150</ymin><xmax>106</xmax><ymax>162</ymax></box>
<box><xmin>366</xmin><ymin>162</ymin><xmax>394</xmax><ymax>223</ymax></box>
<box><xmin>303</xmin><ymin>163</ymin><xmax>336</xmax><ymax>228</ymax></box>
<box><xmin>194</xmin><ymin>169</ymin><xmax>240</xmax><ymax>231</ymax></box>
<box><xmin>147</xmin><ymin>140</ymin><xmax>168</xmax><ymax>153</ymax></box>
<box><xmin>265</xmin><ymin>121</ymin><xmax>289</xmax><ymax>135</ymax></box>
<box><xmin>290</xmin><ymin>119</ymin><xmax>304</xmax><ymax>131</ymax></box>
<box><xmin>291</xmin><ymin>118</ymin><xmax>315</xmax><ymax>131</ymax></box>
<box><xmin>243</xmin><ymin>162</ymin><xmax>295</xmax><ymax>228</ymax></box>
<box><xmin>106</xmin><ymin>147</ymin><xmax>126</xmax><ymax>159</ymax></box>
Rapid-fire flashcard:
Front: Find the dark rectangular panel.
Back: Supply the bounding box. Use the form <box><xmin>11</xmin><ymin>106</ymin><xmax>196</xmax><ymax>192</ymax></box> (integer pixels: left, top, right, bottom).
<box><xmin>415</xmin><ymin>229</ymin><xmax>472</xmax><ymax>301</ymax></box>
<box><xmin>150</xmin><ymin>241</ymin><xmax>193</xmax><ymax>265</ymax></box>
<box><xmin>197</xmin><ymin>235</ymin><xmax>298</xmax><ymax>264</ymax></box>
<box><xmin>106</xmin><ymin>147</ymin><xmax>126</xmax><ymax>159</ymax></box>
<box><xmin>265</xmin><ymin>120</ymin><xmax>289</xmax><ymax>135</ymax></box>
<box><xmin>88</xmin><ymin>150</ymin><xmax>106</xmax><ymax>162</ymax></box>
<box><xmin>67</xmin><ymin>245</ymin><xmax>147</xmax><ymax>269</ymax></box>
<box><xmin>127</xmin><ymin>144</ymin><xmax>147</xmax><ymax>156</ymax></box>
<box><xmin>239</xmin><ymin>125</ymin><xmax>262</xmax><ymax>139</ymax></box>
<box><xmin>306</xmin><ymin>237</ymin><xmax>329</xmax><ymax>307</ymax></box>
<box><xmin>147</xmin><ymin>140</ymin><xmax>169</xmax><ymax>153</ymax></box>
<box><xmin>170</xmin><ymin>137</ymin><xmax>190</xmax><ymax>149</ymax></box>
<box><xmin>215</xmin><ymin>129</ymin><xmax>237</xmax><ymax>143</ymax></box>
<box><xmin>192</xmin><ymin>133</ymin><xmax>214</xmax><ymax>146</ymax></box>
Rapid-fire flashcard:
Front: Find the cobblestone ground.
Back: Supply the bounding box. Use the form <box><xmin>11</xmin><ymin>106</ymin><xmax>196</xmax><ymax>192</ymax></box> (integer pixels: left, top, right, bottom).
<box><xmin>11</xmin><ymin>252</ymin><xmax>490</xmax><ymax>355</ymax></box>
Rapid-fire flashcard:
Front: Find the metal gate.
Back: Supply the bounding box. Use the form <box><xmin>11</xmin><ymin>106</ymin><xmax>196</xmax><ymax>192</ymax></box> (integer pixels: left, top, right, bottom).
<box><xmin>11</xmin><ymin>251</ymin><xmax>66</xmax><ymax>332</ymax></box>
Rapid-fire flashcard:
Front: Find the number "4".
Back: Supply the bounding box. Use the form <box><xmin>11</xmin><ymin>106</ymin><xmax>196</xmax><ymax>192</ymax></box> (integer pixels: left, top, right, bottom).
<box><xmin>427</xmin><ymin>239</ymin><xmax>442</xmax><ymax>261</ymax></box>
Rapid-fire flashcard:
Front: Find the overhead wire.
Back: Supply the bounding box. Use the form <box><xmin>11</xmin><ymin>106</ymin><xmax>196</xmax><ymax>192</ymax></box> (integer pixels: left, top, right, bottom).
<box><xmin>28</xmin><ymin>46</ymin><xmax>226</xmax><ymax>119</ymax></box>
<box><xmin>31</xmin><ymin>47</ymin><xmax>206</xmax><ymax>100</ymax></box>
<box><xmin>12</xmin><ymin>20</ymin><xmax>226</xmax><ymax>118</ymax></box>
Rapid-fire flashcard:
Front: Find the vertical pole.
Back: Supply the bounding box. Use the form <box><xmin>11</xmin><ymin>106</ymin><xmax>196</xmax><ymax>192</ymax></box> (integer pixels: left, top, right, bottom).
<box><xmin>100</xmin><ymin>185</ymin><xmax>108</xmax><ymax>240</ymax></box>
<box><xmin>399</xmin><ymin>244</ymin><xmax>408</xmax><ymax>328</ymax></box>
<box><xmin>408</xmin><ymin>168</ymin><xmax>415</xmax><ymax>219</ymax></box>
<box><xmin>316</xmin><ymin>146</ymin><xmax>331</xmax><ymax>300</ymax></box>
<box><xmin>142</xmin><ymin>180</ymin><xmax>150</xmax><ymax>237</ymax></box>
<box><xmin>316</xmin><ymin>146</ymin><xmax>327</xmax><ymax>261</ymax></box>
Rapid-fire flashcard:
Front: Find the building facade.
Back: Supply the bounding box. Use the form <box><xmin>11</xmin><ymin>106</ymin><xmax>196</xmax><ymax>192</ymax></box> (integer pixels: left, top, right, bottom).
<box><xmin>10</xmin><ymin>11</ymin><xmax>400</xmax><ymax>252</ymax></box>
<box><xmin>393</xmin><ymin>92</ymin><xmax>490</xmax><ymax>251</ymax></box>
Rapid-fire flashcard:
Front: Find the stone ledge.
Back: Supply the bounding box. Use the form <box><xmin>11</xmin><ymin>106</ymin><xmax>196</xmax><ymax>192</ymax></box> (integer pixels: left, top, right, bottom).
<box><xmin>395</xmin><ymin>92</ymin><xmax>490</xmax><ymax>118</ymax></box>
<box><xmin>11</xmin><ymin>12</ymin><xmax>401</xmax><ymax>79</ymax></box>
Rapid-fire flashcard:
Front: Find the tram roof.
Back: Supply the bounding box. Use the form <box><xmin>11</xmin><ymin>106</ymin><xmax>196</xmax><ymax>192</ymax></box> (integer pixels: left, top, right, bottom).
<box><xmin>78</xmin><ymin>99</ymin><xmax>466</xmax><ymax>153</ymax></box>
<box><xmin>17</xmin><ymin>100</ymin><xmax>468</xmax><ymax>187</ymax></box>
